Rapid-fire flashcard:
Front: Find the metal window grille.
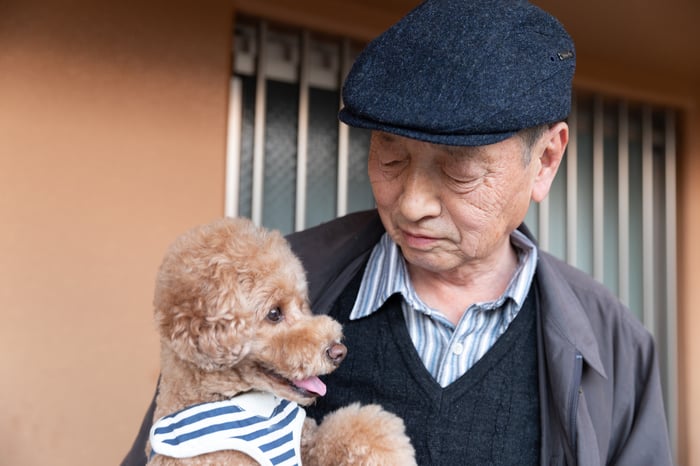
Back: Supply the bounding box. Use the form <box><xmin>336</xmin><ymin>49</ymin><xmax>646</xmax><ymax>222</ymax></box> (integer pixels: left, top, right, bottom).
<box><xmin>226</xmin><ymin>18</ymin><xmax>372</xmax><ymax>233</ymax></box>
<box><xmin>225</xmin><ymin>18</ymin><xmax>678</xmax><ymax>460</ymax></box>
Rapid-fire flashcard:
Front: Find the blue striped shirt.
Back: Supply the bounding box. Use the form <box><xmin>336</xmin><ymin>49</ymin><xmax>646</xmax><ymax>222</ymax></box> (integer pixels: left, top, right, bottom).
<box><xmin>149</xmin><ymin>391</ymin><xmax>305</xmax><ymax>465</ymax></box>
<box><xmin>349</xmin><ymin>230</ymin><xmax>538</xmax><ymax>387</ymax></box>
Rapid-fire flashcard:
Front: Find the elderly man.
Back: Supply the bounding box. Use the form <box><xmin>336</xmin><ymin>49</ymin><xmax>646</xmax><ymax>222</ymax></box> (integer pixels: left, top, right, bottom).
<box><xmin>124</xmin><ymin>0</ymin><xmax>673</xmax><ymax>464</ymax></box>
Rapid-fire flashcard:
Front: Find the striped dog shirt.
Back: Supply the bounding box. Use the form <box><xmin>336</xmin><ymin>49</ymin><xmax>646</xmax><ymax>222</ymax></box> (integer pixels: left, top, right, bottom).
<box><xmin>149</xmin><ymin>391</ymin><xmax>306</xmax><ymax>466</ymax></box>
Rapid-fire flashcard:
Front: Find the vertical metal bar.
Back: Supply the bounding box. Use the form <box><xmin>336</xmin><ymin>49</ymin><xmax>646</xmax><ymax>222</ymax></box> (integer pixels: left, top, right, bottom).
<box><xmin>593</xmin><ymin>96</ymin><xmax>605</xmax><ymax>282</ymax></box>
<box><xmin>295</xmin><ymin>30</ymin><xmax>310</xmax><ymax>231</ymax></box>
<box><xmin>664</xmin><ymin>109</ymin><xmax>678</xmax><ymax>463</ymax></box>
<box><xmin>618</xmin><ymin>102</ymin><xmax>630</xmax><ymax>305</ymax></box>
<box><xmin>336</xmin><ymin>38</ymin><xmax>351</xmax><ymax>217</ymax></box>
<box><xmin>641</xmin><ymin>106</ymin><xmax>655</xmax><ymax>337</ymax></box>
<box><xmin>225</xmin><ymin>77</ymin><xmax>243</xmax><ymax>218</ymax></box>
<box><xmin>251</xmin><ymin>22</ymin><xmax>268</xmax><ymax>226</ymax></box>
<box><xmin>566</xmin><ymin>94</ymin><xmax>578</xmax><ymax>266</ymax></box>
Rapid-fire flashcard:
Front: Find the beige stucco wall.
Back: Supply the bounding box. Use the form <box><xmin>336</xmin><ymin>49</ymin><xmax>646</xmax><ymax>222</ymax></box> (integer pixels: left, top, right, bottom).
<box><xmin>0</xmin><ymin>0</ymin><xmax>698</xmax><ymax>465</ymax></box>
<box><xmin>0</xmin><ymin>0</ymin><xmax>232</xmax><ymax>463</ymax></box>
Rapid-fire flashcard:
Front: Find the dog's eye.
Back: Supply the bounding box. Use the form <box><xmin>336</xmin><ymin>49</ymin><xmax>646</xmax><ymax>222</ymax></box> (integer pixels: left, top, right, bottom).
<box><xmin>266</xmin><ymin>307</ymin><xmax>283</xmax><ymax>323</ymax></box>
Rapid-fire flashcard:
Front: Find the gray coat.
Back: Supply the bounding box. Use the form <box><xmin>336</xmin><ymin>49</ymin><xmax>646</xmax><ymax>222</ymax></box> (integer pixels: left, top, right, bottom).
<box><xmin>122</xmin><ymin>210</ymin><xmax>672</xmax><ymax>466</ymax></box>
<box><xmin>287</xmin><ymin>210</ymin><xmax>673</xmax><ymax>466</ymax></box>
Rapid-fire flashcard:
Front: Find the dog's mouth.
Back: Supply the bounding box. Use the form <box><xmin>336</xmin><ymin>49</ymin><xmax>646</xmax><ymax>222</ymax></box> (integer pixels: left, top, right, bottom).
<box><xmin>262</xmin><ymin>368</ymin><xmax>327</xmax><ymax>398</ymax></box>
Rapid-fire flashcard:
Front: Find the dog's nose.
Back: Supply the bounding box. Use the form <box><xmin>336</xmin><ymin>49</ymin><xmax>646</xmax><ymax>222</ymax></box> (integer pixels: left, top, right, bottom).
<box><xmin>326</xmin><ymin>342</ymin><xmax>347</xmax><ymax>365</ymax></box>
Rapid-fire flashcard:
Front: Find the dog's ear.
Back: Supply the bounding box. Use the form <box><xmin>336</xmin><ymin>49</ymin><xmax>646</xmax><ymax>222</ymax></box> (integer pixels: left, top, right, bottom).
<box><xmin>153</xmin><ymin>219</ymin><xmax>257</xmax><ymax>370</ymax></box>
<box><xmin>155</xmin><ymin>300</ymin><xmax>252</xmax><ymax>371</ymax></box>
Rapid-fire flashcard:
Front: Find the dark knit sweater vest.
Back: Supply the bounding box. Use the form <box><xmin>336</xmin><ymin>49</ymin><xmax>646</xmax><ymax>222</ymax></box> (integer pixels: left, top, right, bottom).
<box><xmin>306</xmin><ymin>268</ymin><xmax>541</xmax><ymax>466</ymax></box>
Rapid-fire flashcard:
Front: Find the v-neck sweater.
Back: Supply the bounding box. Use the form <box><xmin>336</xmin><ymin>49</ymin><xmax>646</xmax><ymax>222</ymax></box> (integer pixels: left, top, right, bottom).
<box><xmin>306</xmin><ymin>267</ymin><xmax>540</xmax><ymax>465</ymax></box>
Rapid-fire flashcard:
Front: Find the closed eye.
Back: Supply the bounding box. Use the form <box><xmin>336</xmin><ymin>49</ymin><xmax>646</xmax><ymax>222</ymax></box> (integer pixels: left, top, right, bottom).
<box><xmin>382</xmin><ymin>159</ymin><xmax>403</xmax><ymax>166</ymax></box>
<box><xmin>381</xmin><ymin>159</ymin><xmax>407</xmax><ymax>170</ymax></box>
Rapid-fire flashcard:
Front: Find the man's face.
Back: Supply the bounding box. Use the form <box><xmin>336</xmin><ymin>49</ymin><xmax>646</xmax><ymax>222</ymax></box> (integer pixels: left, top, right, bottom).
<box><xmin>368</xmin><ymin>131</ymin><xmax>544</xmax><ymax>276</ymax></box>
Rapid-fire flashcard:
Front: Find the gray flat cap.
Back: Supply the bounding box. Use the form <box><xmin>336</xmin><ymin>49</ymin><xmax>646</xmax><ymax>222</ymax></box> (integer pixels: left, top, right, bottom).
<box><xmin>339</xmin><ymin>0</ymin><xmax>576</xmax><ymax>146</ymax></box>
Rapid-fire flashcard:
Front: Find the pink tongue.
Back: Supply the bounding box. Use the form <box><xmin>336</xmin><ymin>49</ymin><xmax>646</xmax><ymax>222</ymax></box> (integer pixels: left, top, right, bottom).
<box><xmin>293</xmin><ymin>376</ymin><xmax>327</xmax><ymax>396</ymax></box>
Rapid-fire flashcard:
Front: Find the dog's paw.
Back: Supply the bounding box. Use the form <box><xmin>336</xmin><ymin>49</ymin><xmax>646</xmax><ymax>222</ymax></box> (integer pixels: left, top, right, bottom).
<box><xmin>303</xmin><ymin>403</ymin><xmax>416</xmax><ymax>466</ymax></box>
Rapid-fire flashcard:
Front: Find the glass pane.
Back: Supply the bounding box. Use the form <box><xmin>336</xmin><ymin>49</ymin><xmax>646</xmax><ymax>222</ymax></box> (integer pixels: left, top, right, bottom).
<box><xmin>576</xmin><ymin>95</ymin><xmax>594</xmax><ymax>275</ymax></box>
<box><xmin>237</xmin><ymin>75</ymin><xmax>257</xmax><ymax>219</ymax></box>
<box><xmin>547</xmin><ymin>137</ymin><xmax>568</xmax><ymax>261</ymax></box>
<box><xmin>602</xmin><ymin>101</ymin><xmax>620</xmax><ymax>295</ymax></box>
<box><xmin>306</xmin><ymin>87</ymin><xmax>339</xmax><ymax>228</ymax></box>
<box><xmin>263</xmin><ymin>79</ymin><xmax>298</xmax><ymax>234</ymax></box>
<box><xmin>627</xmin><ymin>106</ymin><xmax>644</xmax><ymax>321</ymax></box>
<box><xmin>347</xmin><ymin>127</ymin><xmax>374</xmax><ymax>213</ymax></box>
<box><xmin>652</xmin><ymin>110</ymin><xmax>668</xmax><ymax>335</ymax></box>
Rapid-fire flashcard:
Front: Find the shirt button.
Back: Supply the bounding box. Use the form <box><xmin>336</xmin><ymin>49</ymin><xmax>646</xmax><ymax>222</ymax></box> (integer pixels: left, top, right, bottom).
<box><xmin>452</xmin><ymin>342</ymin><xmax>464</xmax><ymax>355</ymax></box>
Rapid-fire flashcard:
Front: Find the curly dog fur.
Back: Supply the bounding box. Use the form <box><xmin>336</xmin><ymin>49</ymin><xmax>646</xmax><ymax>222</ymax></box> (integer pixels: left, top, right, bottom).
<box><xmin>147</xmin><ymin>218</ymin><xmax>416</xmax><ymax>465</ymax></box>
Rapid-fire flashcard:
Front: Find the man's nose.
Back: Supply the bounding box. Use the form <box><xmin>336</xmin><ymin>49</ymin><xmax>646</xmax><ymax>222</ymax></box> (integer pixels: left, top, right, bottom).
<box><xmin>399</xmin><ymin>168</ymin><xmax>442</xmax><ymax>221</ymax></box>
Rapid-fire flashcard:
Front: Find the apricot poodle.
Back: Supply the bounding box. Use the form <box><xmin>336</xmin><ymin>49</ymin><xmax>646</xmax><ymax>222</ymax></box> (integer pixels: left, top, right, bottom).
<box><xmin>147</xmin><ymin>217</ymin><xmax>416</xmax><ymax>466</ymax></box>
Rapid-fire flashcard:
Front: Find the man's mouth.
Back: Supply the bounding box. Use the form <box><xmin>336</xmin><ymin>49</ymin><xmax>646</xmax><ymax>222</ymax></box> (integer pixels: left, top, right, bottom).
<box><xmin>401</xmin><ymin>229</ymin><xmax>439</xmax><ymax>249</ymax></box>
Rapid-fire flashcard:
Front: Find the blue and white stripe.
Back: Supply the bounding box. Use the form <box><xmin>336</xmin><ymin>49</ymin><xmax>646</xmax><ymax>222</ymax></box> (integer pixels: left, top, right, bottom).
<box><xmin>149</xmin><ymin>391</ymin><xmax>305</xmax><ymax>466</ymax></box>
<box><xmin>350</xmin><ymin>230</ymin><xmax>537</xmax><ymax>387</ymax></box>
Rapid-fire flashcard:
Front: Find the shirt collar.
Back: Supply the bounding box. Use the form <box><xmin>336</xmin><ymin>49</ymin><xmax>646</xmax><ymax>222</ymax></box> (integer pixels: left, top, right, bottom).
<box><xmin>349</xmin><ymin>230</ymin><xmax>538</xmax><ymax>321</ymax></box>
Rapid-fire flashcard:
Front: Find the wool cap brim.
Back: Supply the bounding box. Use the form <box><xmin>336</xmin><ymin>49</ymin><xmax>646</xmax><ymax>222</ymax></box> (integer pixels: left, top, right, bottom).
<box><xmin>339</xmin><ymin>0</ymin><xmax>576</xmax><ymax>146</ymax></box>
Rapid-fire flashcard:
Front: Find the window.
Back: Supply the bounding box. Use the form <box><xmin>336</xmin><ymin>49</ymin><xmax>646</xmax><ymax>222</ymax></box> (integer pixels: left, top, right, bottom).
<box><xmin>226</xmin><ymin>18</ymin><xmax>373</xmax><ymax>234</ymax></box>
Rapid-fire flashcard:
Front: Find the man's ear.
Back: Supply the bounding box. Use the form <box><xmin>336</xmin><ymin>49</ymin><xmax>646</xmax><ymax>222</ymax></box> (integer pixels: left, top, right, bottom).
<box><xmin>531</xmin><ymin>121</ymin><xmax>568</xmax><ymax>203</ymax></box>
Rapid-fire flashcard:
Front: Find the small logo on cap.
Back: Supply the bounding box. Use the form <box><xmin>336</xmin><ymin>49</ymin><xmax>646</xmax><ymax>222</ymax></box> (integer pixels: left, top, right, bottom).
<box><xmin>557</xmin><ymin>50</ymin><xmax>574</xmax><ymax>61</ymax></box>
